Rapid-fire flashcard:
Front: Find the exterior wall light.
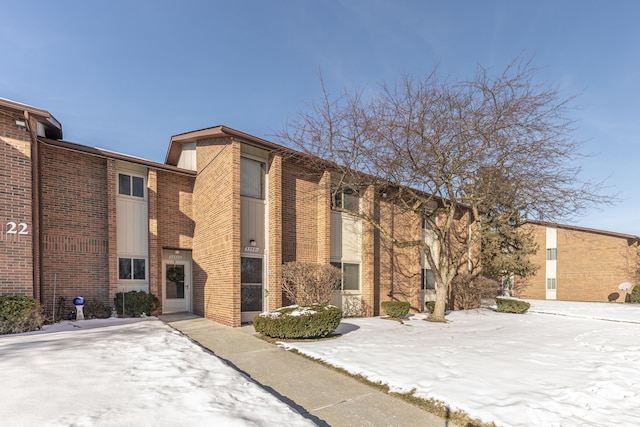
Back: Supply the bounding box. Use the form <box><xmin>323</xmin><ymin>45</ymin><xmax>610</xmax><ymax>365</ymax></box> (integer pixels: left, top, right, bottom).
<box><xmin>15</xmin><ymin>119</ymin><xmax>26</xmax><ymax>130</ymax></box>
<box><xmin>249</xmin><ymin>239</ymin><xmax>257</xmax><ymax>247</ymax></box>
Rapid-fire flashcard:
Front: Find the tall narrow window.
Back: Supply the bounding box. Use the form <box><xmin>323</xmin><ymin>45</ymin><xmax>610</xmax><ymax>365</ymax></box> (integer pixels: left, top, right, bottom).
<box><xmin>546</xmin><ymin>248</ymin><xmax>557</xmax><ymax>260</ymax></box>
<box><xmin>240</xmin><ymin>157</ymin><xmax>265</xmax><ymax>199</ymax></box>
<box><xmin>422</xmin><ymin>268</ymin><xmax>436</xmax><ymax>290</ymax></box>
<box><xmin>331</xmin><ymin>262</ymin><xmax>361</xmax><ymax>291</ymax></box>
<box><xmin>546</xmin><ymin>278</ymin><xmax>557</xmax><ymax>290</ymax></box>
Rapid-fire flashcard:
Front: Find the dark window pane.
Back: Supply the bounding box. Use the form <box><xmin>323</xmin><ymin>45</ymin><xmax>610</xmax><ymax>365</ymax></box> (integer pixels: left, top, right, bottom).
<box><xmin>119</xmin><ymin>258</ymin><xmax>131</xmax><ymax>279</ymax></box>
<box><xmin>132</xmin><ymin>176</ymin><xmax>144</xmax><ymax>198</ymax></box>
<box><xmin>343</xmin><ymin>263</ymin><xmax>359</xmax><ymax>290</ymax></box>
<box><xmin>166</xmin><ymin>265</ymin><xmax>185</xmax><ymax>299</ymax></box>
<box><xmin>133</xmin><ymin>259</ymin><xmax>146</xmax><ymax>280</ymax></box>
<box><xmin>119</xmin><ymin>174</ymin><xmax>131</xmax><ymax>196</ymax></box>
<box><xmin>241</xmin><ymin>257</ymin><xmax>262</xmax><ymax>283</ymax></box>
<box><xmin>241</xmin><ymin>284</ymin><xmax>263</xmax><ymax>312</ymax></box>
<box><xmin>422</xmin><ymin>269</ymin><xmax>435</xmax><ymax>290</ymax></box>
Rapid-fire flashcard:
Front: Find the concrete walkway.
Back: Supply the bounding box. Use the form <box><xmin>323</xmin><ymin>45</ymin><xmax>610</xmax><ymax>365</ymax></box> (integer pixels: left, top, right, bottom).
<box><xmin>160</xmin><ymin>314</ymin><xmax>458</xmax><ymax>427</ymax></box>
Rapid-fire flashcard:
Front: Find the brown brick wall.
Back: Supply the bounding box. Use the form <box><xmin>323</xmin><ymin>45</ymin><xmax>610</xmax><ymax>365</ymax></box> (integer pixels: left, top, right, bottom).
<box><xmin>376</xmin><ymin>200</ymin><xmax>423</xmax><ymax>312</ymax></box>
<box><xmin>40</xmin><ymin>144</ymin><xmax>111</xmax><ymax>313</ymax></box>
<box><xmin>516</xmin><ymin>224</ymin><xmax>640</xmax><ymax>302</ymax></box>
<box><xmin>0</xmin><ymin>110</ymin><xmax>33</xmax><ymax>296</ymax></box>
<box><xmin>152</xmin><ymin>170</ymin><xmax>195</xmax><ymax>310</ymax></box>
<box><xmin>281</xmin><ymin>161</ymin><xmax>327</xmax><ymax>263</ymax></box>
<box><xmin>192</xmin><ymin>138</ymin><xmax>240</xmax><ymax>326</ymax></box>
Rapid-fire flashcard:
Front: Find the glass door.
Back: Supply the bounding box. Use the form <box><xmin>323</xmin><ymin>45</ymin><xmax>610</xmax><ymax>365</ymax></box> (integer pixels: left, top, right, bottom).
<box><xmin>241</xmin><ymin>256</ymin><xmax>263</xmax><ymax>321</ymax></box>
<box><xmin>163</xmin><ymin>262</ymin><xmax>191</xmax><ymax>313</ymax></box>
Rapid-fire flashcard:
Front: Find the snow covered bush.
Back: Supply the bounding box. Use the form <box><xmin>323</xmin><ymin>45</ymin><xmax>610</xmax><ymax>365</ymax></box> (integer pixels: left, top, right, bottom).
<box><xmin>495</xmin><ymin>297</ymin><xmax>530</xmax><ymax>314</ymax></box>
<box><xmin>0</xmin><ymin>295</ymin><xmax>44</xmax><ymax>334</ymax></box>
<box><xmin>381</xmin><ymin>301</ymin><xmax>410</xmax><ymax>318</ymax></box>
<box><xmin>253</xmin><ymin>304</ymin><xmax>342</xmax><ymax>339</ymax></box>
<box><xmin>631</xmin><ymin>285</ymin><xmax>640</xmax><ymax>303</ymax></box>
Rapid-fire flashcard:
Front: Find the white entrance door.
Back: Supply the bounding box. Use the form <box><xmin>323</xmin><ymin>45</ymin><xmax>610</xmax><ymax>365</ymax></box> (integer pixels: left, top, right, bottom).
<box><xmin>163</xmin><ymin>261</ymin><xmax>191</xmax><ymax>313</ymax></box>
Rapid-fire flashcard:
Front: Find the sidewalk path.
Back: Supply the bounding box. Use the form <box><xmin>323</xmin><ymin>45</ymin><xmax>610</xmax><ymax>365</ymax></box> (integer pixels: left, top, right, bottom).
<box><xmin>160</xmin><ymin>314</ymin><xmax>457</xmax><ymax>427</ymax></box>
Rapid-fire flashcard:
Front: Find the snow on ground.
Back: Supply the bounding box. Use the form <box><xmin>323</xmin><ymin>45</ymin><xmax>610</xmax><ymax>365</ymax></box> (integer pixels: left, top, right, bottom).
<box><xmin>0</xmin><ymin>318</ymin><xmax>314</xmax><ymax>427</ymax></box>
<box><xmin>282</xmin><ymin>300</ymin><xmax>640</xmax><ymax>427</ymax></box>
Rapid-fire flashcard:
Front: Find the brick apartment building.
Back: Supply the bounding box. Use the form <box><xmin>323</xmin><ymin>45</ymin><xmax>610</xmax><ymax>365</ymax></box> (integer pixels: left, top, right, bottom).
<box><xmin>1</xmin><ymin>97</ymin><xmax>477</xmax><ymax>326</ymax></box>
<box><xmin>513</xmin><ymin>221</ymin><xmax>640</xmax><ymax>302</ymax></box>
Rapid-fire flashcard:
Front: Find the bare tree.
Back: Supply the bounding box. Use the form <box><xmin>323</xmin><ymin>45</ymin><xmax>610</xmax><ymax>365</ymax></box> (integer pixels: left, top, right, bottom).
<box><xmin>281</xmin><ymin>262</ymin><xmax>342</xmax><ymax>306</ymax></box>
<box><xmin>276</xmin><ymin>59</ymin><xmax>608</xmax><ymax>322</ymax></box>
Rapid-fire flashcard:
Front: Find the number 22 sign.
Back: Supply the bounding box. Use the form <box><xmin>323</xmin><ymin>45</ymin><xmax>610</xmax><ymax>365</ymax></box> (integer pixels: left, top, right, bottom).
<box><xmin>2</xmin><ymin>221</ymin><xmax>29</xmax><ymax>241</ymax></box>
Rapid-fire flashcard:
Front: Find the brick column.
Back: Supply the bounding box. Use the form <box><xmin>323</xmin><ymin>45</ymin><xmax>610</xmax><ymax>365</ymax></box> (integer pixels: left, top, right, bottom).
<box><xmin>267</xmin><ymin>154</ymin><xmax>282</xmax><ymax>311</ymax></box>
<box><xmin>107</xmin><ymin>159</ymin><xmax>119</xmax><ymax>301</ymax></box>
<box><xmin>317</xmin><ymin>170</ymin><xmax>331</xmax><ymax>264</ymax></box>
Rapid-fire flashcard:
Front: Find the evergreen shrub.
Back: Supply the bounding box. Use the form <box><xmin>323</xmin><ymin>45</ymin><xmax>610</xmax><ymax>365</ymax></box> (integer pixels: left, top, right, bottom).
<box><xmin>0</xmin><ymin>295</ymin><xmax>45</xmax><ymax>334</ymax></box>
<box><xmin>253</xmin><ymin>304</ymin><xmax>342</xmax><ymax>339</ymax></box>
<box><xmin>425</xmin><ymin>301</ymin><xmax>451</xmax><ymax>313</ymax></box>
<box><xmin>381</xmin><ymin>301</ymin><xmax>410</xmax><ymax>318</ymax></box>
<box><xmin>495</xmin><ymin>297</ymin><xmax>530</xmax><ymax>314</ymax></box>
<box><xmin>630</xmin><ymin>285</ymin><xmax>640</xmax><ymax>303</ymax></box>
<box><xmin>114</xmin><ymin>291</ymin><xmax>160</xmax><ymax>317</ymax></box>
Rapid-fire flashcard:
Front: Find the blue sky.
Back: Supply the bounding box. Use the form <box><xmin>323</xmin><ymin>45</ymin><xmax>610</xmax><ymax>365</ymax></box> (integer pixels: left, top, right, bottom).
<box><xmin>2</xmin><ymin>1</ymin><xmax>639</xmax><ymax>235</ymax></box>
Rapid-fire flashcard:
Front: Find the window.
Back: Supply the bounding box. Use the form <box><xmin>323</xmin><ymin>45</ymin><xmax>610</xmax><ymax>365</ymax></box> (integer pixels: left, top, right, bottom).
<box><xmin>546</xmin><ymin>278</ymin><xmax>556</xmax><ymax>290</ymax></box>
<box><xmin>332</xmin><ymin>188</ymin><xmax>359</xmax><ymax>211</ymax></box>
<box><xmin>421</xmin><ymin>218</ymin><xmax>431</xmax><ymax>230</ymax></box>
<box><xmin>422</xmin><ymin>268</ymin><xmax>436</xmax><ymax>290</ymax></box>
<box><xmin>118</xmin><ymin>173</ymin><xmax>145</xmax><ymax>198</ymax></box>
<box><xmin>119</xmin><ymin>258</ymin><xmax>146</xmax><ymax>280</ymax></box>
<box><xmin>241</xmin><ymin>157</ymin><xmax>265</xmax><ymax>199</ymax></box>
<box><xmin>546</xmin><ymin>248</ymin><xmax>557</xmax><ymax>260</ymax></box>
<box><xmin>331</xmin><ymin>262</ymin><xmax>360</xmax><ymax>291</ymax></box>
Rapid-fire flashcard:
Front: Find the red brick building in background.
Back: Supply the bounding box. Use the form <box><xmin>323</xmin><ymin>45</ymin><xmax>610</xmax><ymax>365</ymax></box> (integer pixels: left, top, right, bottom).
<box><xmin>513</xmin><ymin>221</ymin><xmax>640</xmax><ymax>302</ymax></box>
<box><xmin>0</xmin><ymin>97</ymin><xmax>476</xmax><ymax>326</ymax></box>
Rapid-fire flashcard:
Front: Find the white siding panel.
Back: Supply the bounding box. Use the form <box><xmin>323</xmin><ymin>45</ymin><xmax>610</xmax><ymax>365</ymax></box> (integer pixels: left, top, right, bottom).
<box><xmin>341</xmin><ymin>216</ymin><xmax>361</xmax><ymax>262</ymax></box>
<box><xmin>117</xmin><ymin>198</ymin><xmax>148</xmax><ymax>256</ymax></box>
<box><xmin>177</xmin><ymin>142</ymin><xmax>197</xmax><ymax>171</ymax></box>
<box><xmin>241</xmin><ymin>197</ymin><xmax>265</xmax><ymax>252</ymax></box>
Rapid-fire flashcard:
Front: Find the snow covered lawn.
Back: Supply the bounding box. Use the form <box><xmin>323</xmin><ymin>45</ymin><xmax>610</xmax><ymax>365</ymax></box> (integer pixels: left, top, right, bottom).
<box><xmin>282</xmin><ymin>300</ymin><xmax>640</xmax><ymax>426</ymax></box>
<box><xmin>0</xmin><ymin>318</ymin><xmax>314</xmax><ymax>427</ymax></box>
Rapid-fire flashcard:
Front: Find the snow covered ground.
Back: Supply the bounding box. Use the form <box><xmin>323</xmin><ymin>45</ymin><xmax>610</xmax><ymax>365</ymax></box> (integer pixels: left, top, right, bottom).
<box><xmin>0</xmin><ymin>318</ymin><xmax>314</xmax><ymax>427</ymax></box>
<box><xmin>282</xmin><ymin>300</ymin><xmax>640</xmax><ymax>427</ymax></box>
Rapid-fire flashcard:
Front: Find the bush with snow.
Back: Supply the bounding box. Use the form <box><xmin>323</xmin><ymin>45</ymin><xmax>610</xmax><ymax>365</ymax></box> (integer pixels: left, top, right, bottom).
<box><xmin>114</xmin><ymin>291</ymin><xmax>160</xmax><ymax>317</ymax></box>
<box><xmin>495</xmin><ymin>297</ymin><xmax>530</xmax><ymax>314</ymax></box>
<box><xmin>253</xmin><ymin>304</ymin><xmax>342</xmax><ymax>339</ymax></box>
<box><xmin>630</xmin><ymin>285</ymin><xmax>640</xmax><ymax>303</ymax></box>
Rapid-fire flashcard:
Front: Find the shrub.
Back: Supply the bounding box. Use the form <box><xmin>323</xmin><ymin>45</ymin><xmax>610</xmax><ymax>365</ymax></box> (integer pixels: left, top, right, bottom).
<box><xmin>282</xmin><ymin>262</ymin><xmax>342</xmax><ymax>305</ymax></box>
<box><xmin>114</xmin><ymin>291</ymin><xmax>160</xmax><ymax>317</ymax></box>
<box><xmin>631</xmin><ymin>285</ymin><xmax>640</xmax><ymax>303</ymax></box>
<box><xmin>0</xmin><ymin>295</ymin><xmax>45</xmax><ymax>334</ymax></box>
<box><xmin>84</xmin><ymin>300</ymin><xmax>111</xmax><ymax>319</ymax></box>
<box><xmin>495</xmin><ymin>297</ymin><xmax>530</xmax><ymax>314</ymax></box>
<box><xmin>253</xmin><ymin>304</ymin><xmax>342</xmax><ymax>339</ymax></box>
<box><xmin>450</xmin><ymin>274</ymin><xmax>501</xmax><ymax>310</ymax></box>
<box><xmin>381</xmin><ymin>301</ymin><xmax>410</xmax><ymax>318</ymax></box>
<box><xmin>424</xmin><ymin>301</ymin><xmax>451</xmax><ymax>313</ymax></box>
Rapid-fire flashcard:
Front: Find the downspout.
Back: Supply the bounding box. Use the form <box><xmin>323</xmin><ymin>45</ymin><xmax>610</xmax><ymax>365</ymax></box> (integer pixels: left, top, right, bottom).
<box><xmin>25</xmin><ymin>112</ymin><xmax>43</xmax><ymax>303</ymax></box>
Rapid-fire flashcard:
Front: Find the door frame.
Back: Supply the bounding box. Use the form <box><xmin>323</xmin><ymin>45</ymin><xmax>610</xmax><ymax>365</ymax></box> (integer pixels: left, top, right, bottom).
<box><xmin>240</xmin><ymin>254</ymin><xmax>267</xmax><ymax>323</ymax></box>
<box><xmin>162</xmin><ymin>259</ymin><xmax>192</xmax><ymax>313</ymax></box>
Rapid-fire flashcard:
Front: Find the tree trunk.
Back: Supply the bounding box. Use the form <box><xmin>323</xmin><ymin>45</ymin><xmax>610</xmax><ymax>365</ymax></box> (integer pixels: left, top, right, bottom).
<box><xmin>427</xmin><ymin>283</ymin><xmax>448</xmax><ymax>322</ymax></box>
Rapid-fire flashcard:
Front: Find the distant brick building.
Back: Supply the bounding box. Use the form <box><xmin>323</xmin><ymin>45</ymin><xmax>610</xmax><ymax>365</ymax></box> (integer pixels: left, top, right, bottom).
<box><xmin>514</xmin><ymin>221</ymin><xmax>640</xmax><ymax>302</ymax></box>
<box><xmin>0</xmin><ymin>98</ymin><xmax>478</xmax><ymax>326</ymax></box>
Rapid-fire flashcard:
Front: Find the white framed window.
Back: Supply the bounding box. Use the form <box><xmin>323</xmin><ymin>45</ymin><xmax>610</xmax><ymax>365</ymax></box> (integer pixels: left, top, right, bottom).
<box><xmin>119</xmin><ymin>257</ymin><xmax>147</xmax><ymax>280</ymax></box>
<box><xmin>331</xmin><ymin>261</ymin><xmax>360</xmax><ymax>291</ymax></box>
<box><xmin>546</xmin><ymin>248</ymin><xmax>557</xmax><ymax>260</ymax></box>
<box><xmin>118</xmin><ymin>173</ymin><xmax>145</xmax><ymax>198</ymax></box>
<box><xmin>546</xmin><ymin>278</ymin><xmax>556</xmax><ymax>290</ymax></box>
<box><xmin>240</xmin><ymin>157</ymin><xmax>265</xmax><ymax>199</ymax></box>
